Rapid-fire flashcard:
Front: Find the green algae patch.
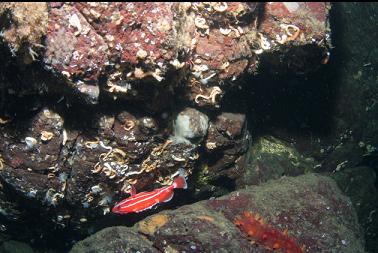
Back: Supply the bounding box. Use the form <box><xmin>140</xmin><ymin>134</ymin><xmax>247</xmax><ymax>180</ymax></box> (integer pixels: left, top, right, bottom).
<box><xmin>238</xmin><ymin>136</ymin><xmax>316</xmax><ymax>187</ymax></box>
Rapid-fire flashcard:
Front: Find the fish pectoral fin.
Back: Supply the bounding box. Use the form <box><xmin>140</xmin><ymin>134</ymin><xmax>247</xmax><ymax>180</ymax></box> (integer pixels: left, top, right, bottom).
<box><xmin>163</xmin><ymin>192</ymin><xmax>174</xmax><ymax>203</ymax></box>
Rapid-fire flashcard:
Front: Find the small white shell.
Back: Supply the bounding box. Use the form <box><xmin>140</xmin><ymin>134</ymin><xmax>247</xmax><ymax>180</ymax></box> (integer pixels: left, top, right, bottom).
<box><xmin>213</xmin><ymin>2</ymin><xmax>228</xmax><ymax>12</ymax></box>
<box><xmin>220</xmin><ymin>27</ymin><xmax>231</xmax><ymax>36</ymax></box>
<box><xmin>25</xmin><ymin>137</ymin><xmax>38</xmax><ymax>149</ymax></box>
<box><xmin>136</xmin><ymin>49</ymin><xmax>148</xmax><ymax>59</ymax></box>
<box><xmin>195</xmin><ymin>16</ymin><xmax>209</xmax><ymax>29</ymax></box>
<box><xmin>170</xmin><ymin>59</ymin><xmax>185</xmax><ymax>69</ymax></box>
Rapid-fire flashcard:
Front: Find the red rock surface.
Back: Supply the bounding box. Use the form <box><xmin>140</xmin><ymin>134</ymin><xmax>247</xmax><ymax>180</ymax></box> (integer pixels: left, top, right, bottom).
<box><xmin>1</xmin><ymin>2</ymin><xmax>332</xmax><ymax>105</ymax></box>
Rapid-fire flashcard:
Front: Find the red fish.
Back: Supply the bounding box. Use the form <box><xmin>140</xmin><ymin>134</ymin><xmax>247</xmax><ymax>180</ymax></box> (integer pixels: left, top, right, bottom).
<box><xmin>112</xmin><ymin>171</ymin><xmax>187</xmax><ymax>214</ymax></box>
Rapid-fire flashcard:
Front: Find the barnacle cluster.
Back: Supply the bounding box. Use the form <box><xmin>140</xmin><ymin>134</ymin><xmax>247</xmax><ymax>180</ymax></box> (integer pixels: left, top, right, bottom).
<box><xmin>253</xmin><ymin>24</ymin><xmax>301</xmax><ymax>55</ymax></box>
<box><xmin>276</xmin><ymin>24</ymin><xmax>301</xmax><ymax>44</ymax></box>
<box><xmin>44</xmin><ymin>188</ymin><xmax>64</xmax><ymax>206</ymax></box>
<box><xmin>90</xmin><ymin>143</ymin><xmax>129</xmax><ymax>180</ymax></box>
<box><xmin>191</xmin><ymin>2</ymin><xmax>244</xmax><ymax>38</ymax></box>
<box><xmin>140</xmin><ymin>139</ymin><xmax>173</xmax><ymax>174</ymax></box>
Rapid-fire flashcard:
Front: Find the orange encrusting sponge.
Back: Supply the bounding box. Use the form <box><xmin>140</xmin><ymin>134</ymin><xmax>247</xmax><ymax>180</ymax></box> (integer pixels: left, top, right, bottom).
<box><xmin>234</xmin><ymin>211</ymin><xmax>304</xmax><ymax>253</ymax></box>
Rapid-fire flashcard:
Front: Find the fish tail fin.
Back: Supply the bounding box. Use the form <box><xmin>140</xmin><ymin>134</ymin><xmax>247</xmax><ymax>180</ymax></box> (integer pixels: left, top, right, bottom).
<box><xmin>173</xmin><ymin>169</ymin><xmax>188</xmax><ymax>189</ymax></box>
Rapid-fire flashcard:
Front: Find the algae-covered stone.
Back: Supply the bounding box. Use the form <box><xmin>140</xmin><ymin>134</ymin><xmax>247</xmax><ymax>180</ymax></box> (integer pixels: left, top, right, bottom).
<box><xmin>237</xmin><ymin>136</ymin><xmax>315</xmax><ymax>187</ymax></box>
<box><xmin>331</xmin><ymin>166</ymin><xmax>378</xmax><ymax>252</ymax></box>
<box><xmin>69</xmin><ymin>226</ymin><xmax>158</xmax><ymax>253</ymax></box>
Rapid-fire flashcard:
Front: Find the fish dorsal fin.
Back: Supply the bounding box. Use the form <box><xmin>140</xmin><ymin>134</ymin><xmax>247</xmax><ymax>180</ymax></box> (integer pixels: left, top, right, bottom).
<box><xmin>130</xmin><ymin>185</ymin><xmax>137</xmax><ymax>196</ymax></box>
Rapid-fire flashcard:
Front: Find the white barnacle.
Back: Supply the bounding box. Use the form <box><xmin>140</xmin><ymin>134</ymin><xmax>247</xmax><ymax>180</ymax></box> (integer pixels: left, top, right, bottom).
<box><xmin>220</xmin><ymin>61</ymin><xmax>230</xmax><ymax>70</ymax></box>
<box><xmin>276</xmin><ymin>34</ymin><xmax>288</xmax><ymax>44</ymax></box>
<box><xmin>206</xmin><ymin>141</ymin><xmax>217</xmax><ymax>150</ymax></box>
<box><xmin>136</xmin><ymin>49</ymin><xmax>148</xmax><ymax>59</ymax></box>
<box><xmin>213</xmin><ymin>2</ymin><xmax>228</xmax><ymax>12</ymax></box>
<box><xmin>134</xmin><ymin>67</ymin><xmax>145</xmax><ymax>79</ymax></box>
<box><xmin>195</xmin><ymin>16</ymin><xmax>209</xmax><ymax>29</ymax></box>
<box><xmin>91</xmin><ymin>184</ymin><xmax>103</xmax><ymax>194</ymax></box>
<box><xmin>151</xmin><ymin>69</ymin><xmax>164</xmax><ymax>82</ymax></box>
<box><xmin>98</xmin><ymin>196</ymin><xmax>112</xmax><ymax>206</ymax></box>
<box><xmin>26</xmin><ymin>189</ymin><xmax>38</xmax><ymax>198</ymax></box>
<box><xmin>25</xmin><ymin>137</ymin><xmax>38</xmax><ymax>150</ymax></box>
<box><xmin>171</xmin><ymin>154</ymin><xmax>186</xmax><ymax>162</ymax></box>
<box><xmin>170</xmin><ymin>59</ymin><xmax>185</xmax><ymax>69</ymax></box>
<box><xmin>69</xmin><ymin>14</ymin><xmax>82</xmax><ymax>36</ymax></box>
<box><xmin>103</xmin><ymin>207</ymin><xmax>111</xmax><ymax>215</ymax></box>
<box><xmin>258</xmin><ymin>33</ymin><xmax>271</xmax><ymax>50</ymax></box>
<box><xmin>193</xmin><ymin>64</ymin><xmax>209</xmax><ymax>72</ymax></box>
<box><xmin>276</xmin><ymin>24</ymin><xmax>300</xmax><ymax>44</ymax></box>
<box><xmin>62</xmin><ymin>129</ymin><xmax>68</xmax><ymax>146</ymax></box>
<box><xmin>253</xmin><ymin>49</ymin><xmax>264</xmax><ymax>55</ymax></box>
<box><xmin>220</xmin><ymin>27</ymin><xmax>232</xmax><ymax>36</ymax></box>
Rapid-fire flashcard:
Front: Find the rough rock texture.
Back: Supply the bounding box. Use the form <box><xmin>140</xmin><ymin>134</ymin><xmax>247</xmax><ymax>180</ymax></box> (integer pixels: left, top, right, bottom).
<box><xmin>236</xmin><ymin>136</ymin><xmax>316</xmax><ymax>187</ymax></box>
<box><xmin>0</xmin><ymin>2</ymin><xmax>331</xmax><ymax>105</ymax></box>
<box><xmin>70</xmin><ymin>226</ymin><xmax>158</xmax><ymax>253</ymax></box>
<box><xmin>262</xmin><ymin>3</ymin><xmax>378</xmax><ymax>252</ymax></box>
<box><xmin>3</xmin><ymin>2</ymin><xmax>377</xmax><ymax>253</ymax></box>
<box><xmin>193</xmin><ymin>112</ymin><xmax>250</xmax><ymax>198</ymax></box>
<box><xmin>70</xmin><ymin>174</ymin><xmax>365</xmax><ymax>253</ymax></box>
<box><xmin>0</xmin><ymin>105</ymin><xmax>201</xmax><ymax>247</ymax></box>
<box><xmin>258</xmin><ymin>2</ymin><xmax>331</xmax><ymax>75</ymax></box>
<box><xmin>331</xmin><ymin>166</ymin><xmax>378</xmax><ymax>253</ymax></box>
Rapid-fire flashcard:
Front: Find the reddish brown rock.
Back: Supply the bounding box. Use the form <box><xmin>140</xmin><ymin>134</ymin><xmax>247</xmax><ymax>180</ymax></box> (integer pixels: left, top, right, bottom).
<box><xmin>44</xmin><ymin>4</ymin><xmax>109</xmax><ymax>103</ymax></box>
<box><xmin>1</xmin><ymin>2</ymin><xmax>332</xmax><ymax>106</ymax></box>
<box><xmin>204</xmin><ymin>113</ymin><xmax>249</xmax><ymax>176</ymax></box>
<box><xmin>257</xmin><ymin>2</ymin><xmax>331</xmax><ymax>75</ymax></box>
<box><xmin>70</xmin><ymin>174</ymin><xmax>365</xmax><ymax>253</ymax></box>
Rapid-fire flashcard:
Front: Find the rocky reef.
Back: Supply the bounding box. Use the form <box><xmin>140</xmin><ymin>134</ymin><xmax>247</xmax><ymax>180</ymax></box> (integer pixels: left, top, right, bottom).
<box><xmin>70</xmin><ymin>174</ymin><xmax>365</xmax><ymax>253</ymax></box>
<box><xmin>0</xmin><ymin>2</ymin><xmax>377</xmax><ymax>253</ymax></box>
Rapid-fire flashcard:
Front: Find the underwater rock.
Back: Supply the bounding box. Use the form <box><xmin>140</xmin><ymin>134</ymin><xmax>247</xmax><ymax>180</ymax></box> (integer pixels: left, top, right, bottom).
<box><xmin>331</xmin><ymin>166</ymin><xmax>378</xmax><ymax>253</ymax></box>
<box><xmin>173</xmin><ymin>107</ymin><xmax>209</xmax><ymax>143</ymax></box>
<box><xmin>72</xmin><ymin>174</ymin><xmax>365</xmax><ymax>253</ymax></box>
<box><xmin>69</xmin><ymin>226</ymin><xmax>158</xmax><ymax>253</ymax></box>
<box><xmin>0</xmin><ymin>2</ymin><xmax>331</xmax><ymax>105</ymax></box>
<box><xmin>0</xmin><ymin>106</ymin><xmax>200</xmax><ymax>247</ymax></box>
<box><xmin>194</xmin><ymin>112</ymin><xmax>250</xmax><ymax>197</ymax></box>
<box><xmin>44</xmin><ymin>4</ymin><xmax>107</xmax><ymax>104</ymax></box>
<box><xmin>0</xmin><ymin>240</ymin><xmax>35</xmax><ymax>253</ymax></box>
<box><xmin>149</xmin><ymin>174</ymin><xmax>364</xmax><ymax>253</ymax></box>
<box><xmin>236</xmin><ymin>136</ymin><xmax>316</xmax><ymax>188</ymax></box>
<box><xmin>258</xmin><ymin>2</ymin><xmax>332</xmax><ymax>75</ymax></box>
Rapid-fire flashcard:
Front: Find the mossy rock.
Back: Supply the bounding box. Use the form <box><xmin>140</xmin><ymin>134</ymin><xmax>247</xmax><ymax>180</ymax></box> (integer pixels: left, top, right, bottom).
<box><xmin>236</xmin><ymin>136</ymin><xmax>316</xmax><ymax>187</ymax></box>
